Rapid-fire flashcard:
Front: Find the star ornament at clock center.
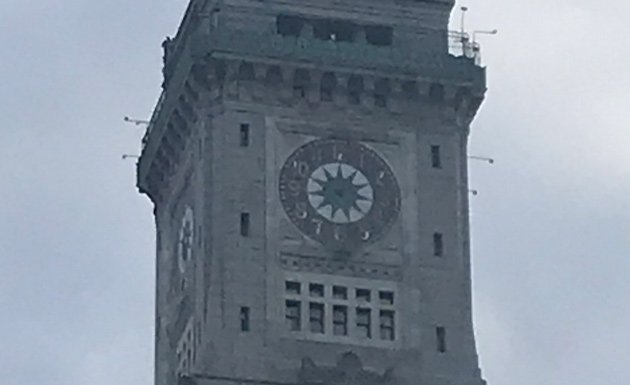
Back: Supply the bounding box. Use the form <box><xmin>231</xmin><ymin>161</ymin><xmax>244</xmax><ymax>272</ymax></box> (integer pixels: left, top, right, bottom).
<box><xmin>307</xmin><ymin>163</ymin><xmax>374</xmax><ymax>224</ymax></box>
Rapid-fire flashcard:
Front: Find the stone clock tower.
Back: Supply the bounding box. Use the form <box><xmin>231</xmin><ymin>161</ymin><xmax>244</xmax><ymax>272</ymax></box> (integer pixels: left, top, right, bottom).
<box><xmin>136</xmin><ymin>1</ymin><xmax>487</xmax><ymax>385</ymax></box>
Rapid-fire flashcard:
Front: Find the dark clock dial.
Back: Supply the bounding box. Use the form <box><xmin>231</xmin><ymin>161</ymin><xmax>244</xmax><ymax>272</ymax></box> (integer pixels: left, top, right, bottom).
<box><xmin>279</xmin><ymin>138</ymin><xmax>401</xmax><ymax>250</ymax></box>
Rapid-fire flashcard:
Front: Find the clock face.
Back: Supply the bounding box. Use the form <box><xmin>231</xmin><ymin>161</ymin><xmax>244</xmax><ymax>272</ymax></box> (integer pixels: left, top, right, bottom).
<box><xmin>279</xmin><ymin>138</ymin><xmax>400</xmax><ymax>250</ymax></box>
<box><xmin>178</xmin><ymin>206</ymin><xmax>194</xmax><ymax>273</ymax></box>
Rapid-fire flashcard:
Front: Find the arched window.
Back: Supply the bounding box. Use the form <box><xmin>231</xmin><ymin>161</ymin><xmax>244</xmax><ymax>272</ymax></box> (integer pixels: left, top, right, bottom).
<box><xmin>347</xmin><ymin>75</ymin><xmax>364</xmax><ymax>105</ymax></box>
<box><xmin>265</xmin><ymin>66</ymin><xmax>283</xmax><ymax>87</ymax></box>
<box><xmin>402</xmin><ymin>81</ymin><xmax>419</xmax><ymax>100</ymax></box>
<box><xmin>320</xmin><ymin>72</ymin><xmax>337</xmax><ymax>102</ymax></box>
<box><xmin>374</xmin><ymin>78</ymin><xmax>390</xmax><ymax>107</ymax></box>
<box><xmin>429</xmin><ymin>83</ymin><xmax>445</xmax><ymax>104</ymax></box>
<box><xmin>293</xmin><ymin>69</ymin><xmax>311</xmax><ymax>98</ymax></box>
<box><xmin>238</xmin><ymin>62</ymin><xmax>255</xmax><ymax>81</ymax></box>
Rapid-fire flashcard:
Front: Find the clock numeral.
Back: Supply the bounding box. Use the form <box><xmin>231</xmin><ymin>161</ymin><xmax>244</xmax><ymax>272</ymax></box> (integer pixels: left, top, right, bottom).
<box><xmin>293</xmin><ymin>161</ymin><xmax>310</xmax><ymax>178</ymax></box>
<box><xmin>362</xmin><ymin>231</ymin><xmax>371</xmax><ymax>241</ymax></box>
<box><xmin>288</xmin><ymin>180</ymin><xmax>301</xmax><ymax>196</ymax></box>
<box><xmin>376</xmin><ymin>170</ymin><xmax>386</xmax><ymax>186</ymax></box>
<box><xmin>334</xmin><ymin>226</ymin><xmax>341</xmax><ymax>240</ymax></box>
<box><xmin>296</xmin><ymin>202</ymin><xmax>308</xmax><ymax>219</ymax></box>
<box><xmin>312</xmin><ymin>218</ymin><xmax>323</xmax><ymax>235</ymax></box>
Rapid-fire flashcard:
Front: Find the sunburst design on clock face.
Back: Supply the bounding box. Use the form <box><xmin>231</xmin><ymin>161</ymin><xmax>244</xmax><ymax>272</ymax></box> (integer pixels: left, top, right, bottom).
<box><xmin>279</xmin><ymin>138</ymin><xmax>400</xmax><ymax>250</ymax></box>
<box><xmin>307</xmin><ymin>163</ymin><xmax>373</xmax><ymax>224</ymax></box>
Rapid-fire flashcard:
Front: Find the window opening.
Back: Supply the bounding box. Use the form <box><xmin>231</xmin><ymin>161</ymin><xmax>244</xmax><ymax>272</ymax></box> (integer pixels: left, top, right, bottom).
<box><xmin>433</xmin><ymin>233</ymin><xmax>444</xmax><ymax>257</ymax></box>
<box><xmin>309</xmin><ymin>303</ymin><xmax>325</xmax><ymax>333</ymax></box>
<box><xmin>348</xmin><ymin>75</ymin><xmax>364</xmax><ymax>105</ymax></box>
<box><xmin>240</xmin><ymin>212</ymin><xmax>250</xmax><ymax>237</ymax></box>
<box><xmin>277</xmin><ymin>15</ymin><xmax>305</xmax><ymax>37</ymax></box>
<box><xmin>356</xmin><ymin>308</ymin><xmax>372</xmax><ymax>338</ymax></box>
<box><xmin>431</xmin><ymin>145</ymin><xmax>442</xmax><ymax>169</ymax></box>
<box><xmin>333</xmin><ymin>285</ymin><xmax>348</xmax><ymax>300</ymax></box>
<box><xmin>286</xmin><ymin>281</ymin><xmax>301</xmax><ymax>295</ymax></box>
<box><xmin>240</xmin><ymin>307</ymin><xmax>250</xmax><ymax>332</ymax></box>
<box><xmin>309</xmin><ymin>283</ymin><xmax>324</xmax><ymax>297</ymax></box>
<box><xmin>286</xmin><ymin>300</ymin><xmax>301</xmax><ymax>331</ymax></box>
<box><xmin>380</xmin><ymin>310</ymin><xmax>395</xmax><ymax>340</ymax></box>
<box><xmin>333</xmin><ymin>305</ymin><xmax>348</xmax><ymax>336</ymax></box>
<box><xmin>239</xmin><ymin>123</ymin><xmax>250</xmax><ymax>147</ymax></box>
<box><xmin>356</xmin><ymin>288</ymin><xmax>371</xmax><ymax>302</ymax></box>
<box><xmin>379</xmin><ymin>291</ymin><xmax>394</xmax><ymax>305</ymax></box>
<box><xmin>436</xmin><ymin>326</ymin><xmax>447</xmax><ymax>353</ymax></box>
<box><xmin>365</xmin><ymin>25</ymin><xmax>393</xmax><ymax>46</ymax></box>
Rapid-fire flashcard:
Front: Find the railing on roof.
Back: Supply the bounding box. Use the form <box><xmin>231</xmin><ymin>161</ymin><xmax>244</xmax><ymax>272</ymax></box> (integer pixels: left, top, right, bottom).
<box><xmin>449</xmin><ymin>31</ymin><xmax>481</xmax><ymax>66</ymax></box>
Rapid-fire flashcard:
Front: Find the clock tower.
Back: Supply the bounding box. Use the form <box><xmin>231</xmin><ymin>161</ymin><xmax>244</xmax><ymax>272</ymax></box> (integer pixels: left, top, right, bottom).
<box><xmin>136</xmin><ymin>1</ymin><xmax>488</xmax><ymax>385</ymax></box>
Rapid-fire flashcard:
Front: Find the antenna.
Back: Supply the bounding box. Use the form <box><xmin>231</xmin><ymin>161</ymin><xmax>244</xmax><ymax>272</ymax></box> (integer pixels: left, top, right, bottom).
<box><xmin>473</xmin><ymin>29</ymin><xmax>498</xmax><ymax>44</ymax></box>
<box><xmin>468</xmin><ymin>155</ymin><xmax>495</xmax><ymax>165</ymax></box>
<box><xmin>124</xmin><ymin>116</ymin><xmax>150</xmax><ymax>126</ymax></box>
<box><xmin>122</xmin><ymin>154</ymin><xmax>140</xmax><ymax>160</ymax></box>
<box><xmin>469</xmin><ymin>189</ymin><xmax>479</xmax><ymax>196</ymax></box>
<box><xmin>460</xmin><ymin>6</ymin><xmax>469</xmax><ymax>36</ymax></box>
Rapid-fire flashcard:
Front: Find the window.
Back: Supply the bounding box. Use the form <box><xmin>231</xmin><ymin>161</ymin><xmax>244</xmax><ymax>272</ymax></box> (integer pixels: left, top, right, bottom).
<box><xmin>436</xmin><ymin>326</ymin><xmax>447</xmax><ymax>353</ymax></box>
<box><xmin>293</xmin><ymin>69</ymin><xmax>310</xmax><ymax>99</ymax></box>
<box><xmin>277</xmin><ymin>15</ymin><xmax>305</xmax><ymax>37</ymax></box>
<box><xmin>320</xmin><ymin>72</ymin><xmax>337</xmax><ymax>102</ymax></box>
<box><xmin>309</xmin><ymin>303</ymin><xmax>325</xmax><ymax>333</ymax></box>
<box><xmin>431</xmin><ymin>145</ymin><xmax>442</xmax><ymax>169</ymax></box>
<box><xmin>374</xmin><ymin>78</ymin><xmax>390</xmax><ymax>108</ymax></box>
<box><xmin>333</xmin><ymin>305</ymin><xmax>348</xmax><ymax>336</ymax></box>
<box><xmin>433</xmin><ymin>233</ymin><xmax>444</xmax><ymax>257</ymax></box>
<box><xmin>240</xmin><ymin>307</ymin><xmax>250</xmax><ymax>332</ymax></box>
<box><xmin>286</xmin><ymin>281</ymin><xmax>301</xmax><ymax>295</ymax></box>
<box><xmin>379</xmin><ymin>291</ymin><xmax>394</xmax><ymax>305</ymax></box>
<box><xmin>356</xmin><ymin>288</ymin><xmax>371</xmax><ymax>302</ymax></box>
<box><xmin>380</xmin><ymin>310</ymin><xmax>395</xmax><ymax>340</ymax></box>
<box><xmin>333</xmin><ymin>285</ymin><xmax>347</xmax><ymax>300</ymax></box>
<box><xmin>429</xmin><ymin>83</ymin><xmax>445</xmax><ymax>103</ymax></box>
<box><xmin>240</xmin><ymin>212</ymin><xmax>250</xmax><ymax>237</ymax></box>
<box><xmin>356</xmin><ymin>308</ymin><xmax>372</xmax><ymax>338</ymax></box>
<box><xmin>239</xmin><ymin>123</ymin><xmax>250</xmax><ymax>147</ymax></box>
<box><xmin>309</xmin><ymin>283</ymin><xmax>324</xmax><ymax>297</ymax></box>
<box><xmin>347</xmin><ymin>75</ymin><xmax>364</xmax><ymax>105</ymax></box>
<box><xmin>285</xmin><ymin>300</ymin><xmax>301</xmax><ymax>331</ymax></box>
<box><xmin>365</xmin><ymin>25</ymin><xmax>393</xmax><ymax>46</ymax></box>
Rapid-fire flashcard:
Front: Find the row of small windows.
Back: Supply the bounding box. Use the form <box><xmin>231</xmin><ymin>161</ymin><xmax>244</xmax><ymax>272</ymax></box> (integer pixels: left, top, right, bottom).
<box><xmin>285</xmin><ymin>281</ymin><xmax>396</xmax><ymax>341</ymax></box>
<box><xmin>233</xmin><ymin>62</ymin><xmax>447</xmax><ymax>106</ymax></box>
<box><xmin>276</xmin><ymin>15</ymin><xmax>393</xmax><ymax>47</ymax></box>
<box><xmin>285</xmin><ymin>301</ymin><xmax>395</xmax><ymax>340</ymax></box>
<box><xmin>285</xmin><ymin>281</ymin><xmax>394</xmax><ymax>305</ymax></box>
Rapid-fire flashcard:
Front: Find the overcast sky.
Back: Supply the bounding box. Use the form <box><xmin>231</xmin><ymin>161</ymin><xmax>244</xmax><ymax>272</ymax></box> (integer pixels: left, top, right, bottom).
<box><xmin>1</xmin><ymin>1</ymin><xmax>628</xmax><ymax>384</ymax></box>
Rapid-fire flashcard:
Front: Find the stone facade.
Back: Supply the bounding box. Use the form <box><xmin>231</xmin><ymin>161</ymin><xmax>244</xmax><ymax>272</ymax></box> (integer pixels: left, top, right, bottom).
<box><xmin>137</xmin><ymin>1</ymin><xmax>487</xmax><ymax>385</ymax></box>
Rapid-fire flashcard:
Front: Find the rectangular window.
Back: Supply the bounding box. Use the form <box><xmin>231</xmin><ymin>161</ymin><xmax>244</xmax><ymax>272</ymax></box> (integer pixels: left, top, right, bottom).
<box><xmin>309</xmin><ymin>303</ymin><xmax>325</xmax><ymax>334</ymax></box>
<box><xmin>356</xmin><ymin>308</ymin><xmax>372</xmax><ymax>338</ymax></box>
<box><xmin>285</xmin><ymin>300</ymin><xmax>301</xmax><ymax>331</ymax></box>
<box><xmin>374</xmin><ymin>94</ymin><xmax>387</xmax><ymax>108</ymax></box>
<box><xmin>333</xmin><ymin>285</ymin><xmax>347</xmax><ymax>300</ymax></box>
<box><xmin>309</xmin><ymin>283</ymin><xmax>324</xmax><ymax>297</ymax></box>
<box><xmin>356</xmin><ymin>288</ymin><xmax>371</xmax><ymax>302</ymax></box>
<box><xmin>348</xmin><ymin>91</ymin><xmax>361</xmax><ymax>105</ymax></box>
<box><xmin>379</xmin><ymin>291</ymin><xmax>394</xmax><ymax>306</ymax></box>
<box><xmin>239</xmin><ymin>123</ymin><xmax>250</xmax><ymax>147</ymax></box>
<box><xmin>293</xmin><ymin>84</ymin><xmax>306</xmax><ymax>98</ymax></box>
<box><xmin>436</xmin><ymin>326</ymin><xmax>447</xmax><ymax>353</ymax></box>
<box><xmin>431</xmin><ymin>145</ymin><xmax>442</xmax><ymax>169</ymax></box>
<box><xmin>240</xmin><ymin>212</ymin><xmax>250</xmax><ymax>237</ymax></box>
<box><xmin>379</xmin><ymin>310</ymin><xmax>395</xmax><ymax>340</ymax></box>
<box><xmin>333</xmin><ymin>305</ymin><xmax>348</xmax><ymax>336</ymax></box>
<box><xmin>286</xmin><ymin>281</ymin><xmax>301</xmax><ymax>295</ymax></box>
<box><xmin>240</xmin><ymin>307</ymin><xmax>250</xmax><ymax>332</ymax></box>
<box><xmin>433</xmin><ymin>233</ymin><xmax>444</xmax><ymax>257</ymax></box>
